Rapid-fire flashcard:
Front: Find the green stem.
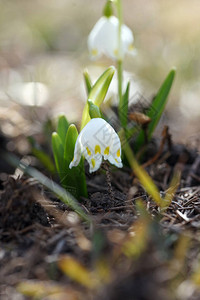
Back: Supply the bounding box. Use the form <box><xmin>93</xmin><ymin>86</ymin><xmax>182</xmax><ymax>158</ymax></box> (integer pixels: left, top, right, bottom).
<box><xmin>117</xmin><ymin>59</ymin><xmax>123</xmax><ymax>124</ymax></box>
<box><xmin>116</xmin><ymin>0</ymin><xmax>124</xmax><ymax>127</ymax></box>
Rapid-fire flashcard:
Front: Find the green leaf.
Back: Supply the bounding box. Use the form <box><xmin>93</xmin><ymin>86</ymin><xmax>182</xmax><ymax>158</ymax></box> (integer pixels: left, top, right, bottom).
<box><xmin>83</xmin><ymin>69</ymin><xmax>92</xmax><ymax>95</ymax></box>
<box><xmin>135</xmin><ymin>68</ymin><xmax>176</xmax><ymax>151</ymax></box>
<box><xmin>120</xmin><ymin>81</ymin><xmax>130</xmax><ymax>129</ymax></box>
<box><xmin>57</xmin><ymin>115</ymin><xmax>69</xmax><ymax>144</ymax></box>
<box><xmin>147</xmin><ymin>68</ymin><xmax>176</xmax><ymax>138</ymax></box>
<box><xmin>91</xmin><ymin>66</ymin><xmax>115</xmax><ymax>107</ymax></box>
<box><xmin>52</xmin><ymin>132</ymin><xmax>64</xmax><ymax>176</ymax></box>
<box><xmin>53</xmin><ymin>123</ymin><xmax>88</xmax><ymax>200</ymax></box>
<box><xmin>77</xmin><ymin>155</ymin><xmax>88</xmax><ymax>198</ymax></box>
<box><xmin>63</xmin><ymin>124</ymin><xmax>88</xmax><ymax>199</ymax></box>
<box><xmin>81</xmin><ymin>66</ymin><xmax>115</xmax><ymax>129</ymax></box>
<box><xmin>62</xmin><ymin>125</ymin><xmax>79</xmax><ymax>197</ymax></box>
<box><xmin>64</xmin><ymin>124</ymin><xmax>78</xmax><ymax>164</ymax></box>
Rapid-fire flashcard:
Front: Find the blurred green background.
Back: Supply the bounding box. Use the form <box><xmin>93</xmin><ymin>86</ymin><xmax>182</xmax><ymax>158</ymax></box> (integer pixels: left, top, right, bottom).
<box><xmin>0</xmin><ymin>0</ymin><xmax>199</xmax><ymax>146</ymax></box>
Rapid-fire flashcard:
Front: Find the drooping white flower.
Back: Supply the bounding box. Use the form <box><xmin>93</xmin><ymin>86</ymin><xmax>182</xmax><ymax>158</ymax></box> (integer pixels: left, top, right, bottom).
<box><xmin>88</xmin><ymin>16</ymin><xmax>135</xmax><ymax>61</ymax></box>
<box><xmin>69</xmin><ymin>118</ymin><xmax>122</xmax><ymax>173</ymax></box>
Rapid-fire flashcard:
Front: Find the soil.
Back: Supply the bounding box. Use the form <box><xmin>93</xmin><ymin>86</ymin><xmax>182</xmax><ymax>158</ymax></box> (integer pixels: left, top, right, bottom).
<box><xmin>0</xmin><ymin>130</ymin><xmax>200</xmax><ymax>300</ymax></box>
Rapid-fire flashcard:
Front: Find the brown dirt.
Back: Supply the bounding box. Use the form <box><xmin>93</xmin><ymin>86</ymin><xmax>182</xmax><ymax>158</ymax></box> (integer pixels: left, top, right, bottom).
<box><xmin>0</xmin><ymin>131</ymin><xmax>200</xmax><ymax>300</ymax></box>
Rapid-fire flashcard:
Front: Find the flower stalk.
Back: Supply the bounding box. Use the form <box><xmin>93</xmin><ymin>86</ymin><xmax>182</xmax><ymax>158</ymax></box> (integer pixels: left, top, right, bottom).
<box><xmin>116</xmin><ymin>0</ymin><xmax>124</xmax><ymax>128</ymax></box>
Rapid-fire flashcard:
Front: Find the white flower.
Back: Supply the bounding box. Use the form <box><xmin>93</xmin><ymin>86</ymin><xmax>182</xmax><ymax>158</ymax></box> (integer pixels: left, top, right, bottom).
<box><xmin>69</xmin><ymin>118</ymin><xmax>123</xmax><ymax>173</ymax></box>
<box><xmin>88</xmin><ymin>16</ymin><xmax>135</xmax><ymax>61</ymax></box>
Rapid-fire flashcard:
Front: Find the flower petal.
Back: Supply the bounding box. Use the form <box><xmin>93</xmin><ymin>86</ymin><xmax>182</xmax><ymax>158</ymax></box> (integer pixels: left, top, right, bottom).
<box><xmin>107</xmin><ymin>155</ymin><xmax>123</xmax><ymax>168</ymax></box>
<box><xmin>88</xmin><ymin>17</ymin><xmax>106</xmax><ymax>59</ymax></box>
<box><xmin>100</xmin><ymin>16</ymin><xmax>119</xmax><ymax>59</ymax></box>
<box><xmin>88</xmin><ymin>16</ymin><xmax>135</xmax><ymax>61</ymax></box>
<box><xmin>88</xmin><ymin>16</ymin><xmax>118</xmax><ymax>60</ymax></box>
<box><xmin>87</xmin><ymin>154</ymin><xmax>102</xmax><ymax>173</ymax></box>
<box><xmin>70</xmin><ymin>118</ymin><xmax>122</xmax><ymax>173</ymax></box>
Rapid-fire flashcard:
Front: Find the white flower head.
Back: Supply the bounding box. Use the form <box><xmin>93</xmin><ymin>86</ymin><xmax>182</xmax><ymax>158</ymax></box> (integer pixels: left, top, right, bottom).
<box><xmin>69</xmin><ymin>118</ymin><xmax>123</xmax><ymax>173</ymax></box>
<box><xmin>88</xmin><ymin>16</ymin><xmax>135</xmax><ymax>61</ymax></box>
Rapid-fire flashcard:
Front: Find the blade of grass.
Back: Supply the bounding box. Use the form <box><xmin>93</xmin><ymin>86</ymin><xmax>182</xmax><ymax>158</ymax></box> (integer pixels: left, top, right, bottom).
<box><xmin>120</xmin><ymin>130</ymin><xmax>163</xmax><ymax>207</ymax></box>
<box><xmin>122</xmin><ymin>131</ymin><xmax>180</xmax><ymax>209</ymax></box>
<box><xmin>163</xmin><ymin>170</ymin><xmax>181</xmax><ymax>207</ymax></box>
<box><xmin>123</xmin><ymin>137</ymin><xmax>162</xmax><ymax>206</ymax></box>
